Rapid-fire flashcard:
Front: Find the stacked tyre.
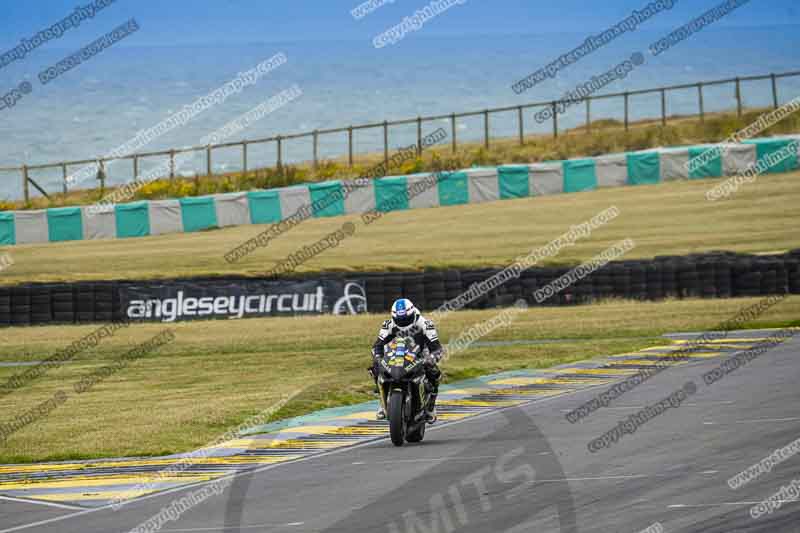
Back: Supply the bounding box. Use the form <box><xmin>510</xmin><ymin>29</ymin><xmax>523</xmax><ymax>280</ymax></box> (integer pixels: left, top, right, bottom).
<box><xmin>627</xmin><ymin>262</ymin><xmax>647</xmax><ymax>300</ymax></box>
<box><xmin>696</xmin><ymin>260</ymin><xmax>716</xmax><ymax>299</ymax></box>
<box><xmin>645</xmin><ymin>263</ymin><xmax>663</xmax><ymax>300</ymax></box>
<box><xmin>52</xmin><ymin>284</ymin><xmax>76</xmax><ymax>323</ymax></box>
<box><xmin>460</xmin><ymin>271</ymin><xmax>489</xmax><ymax>309</ymax></box>
<box><xmin>10</xmin><ymin>286</ymin><xmax>31</xmax><ymax>327</ymax></box>
<box><xmin>443</xmin><ymin>270</ymin><xmax>463</xmax><ymax>304</ymax></box>
<box><xmin>732</xmin><ymin>260</ymin><xmax>760</xmax><ymax>297</ymax></box>
<box><xmin>677</xmin><ymin>261</ymin><xmax>700</xmax><ymax>299</ymax></box>
<box><xmin>402</xmin><ymin>273</ymin><xmax>426</xmax><ymax>311</ymax></box>
<box><xmin>787</xmin><ymin>258</ymin><xmax>800</xmax><ymax>295</ymax></box>
<box><xmin>75</xmin><ymin>284</ymin><xmax>96</xmax><ymax>323</ymax></box>
<box><xmin>591</xmin><ymin>265</ymin><xmax>614</xmax><ymax>301</ymax></box>
<box><xmin>0</xmin><ymin>287</ymin><xmax>10</xmax><ymax>327</ymax></box>
<box><xmin>714</xmin><ymin>260</ymin><xmax>733</xmax><ymax>298</ymax></box>
<box><xmin>364</xmin><ymin>274</ymin><xmax>386</xmax><ymax>313</ymax></box>
<box><xmin>657</xmin><ymin>258</ymin><xmax>679</xmax><ymax>299</ymax></box>
<box><xmin>94</xmin><ymin>283</ymin><xmax>114</xmax><ymax>322</ymax></box>
<box><xmin>423</xmin><ymin>271</ymin><xmax>446</xmax><ymax>311</ymax></box>
<box><xmin>30</xmin><ymin>286</ymin><xmax>52</xmax><ymax>325</ymax></box>
<box><xmin>608</xmin><ymin>264</ymin><xmax>629</xmax><ymax>302</ymax></box>
<box><xmin>383</xmin><ymin>275</ymin><xmax>403</xmax><ymax>308</ymax></box>
<box><xmin>520</xmin><ymin>269</ymin><xmax>538</xmax><ymax>304</ymax></box>
<box><xmin>571</xmin><ymin>274</ymin><xmax>594</xmax><ymax>305</ymax></box>
<box><xmin>501</xmin><ymin>268</ymin><xmax>523</xmax><ymax>304</ymax></box>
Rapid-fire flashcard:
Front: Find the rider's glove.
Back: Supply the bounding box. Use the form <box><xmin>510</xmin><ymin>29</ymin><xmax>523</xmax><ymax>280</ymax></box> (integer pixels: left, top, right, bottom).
<box><xmin>426</xmin><ymin>349</ymin><xmax>443</xmax><ymax>365</ymax></box>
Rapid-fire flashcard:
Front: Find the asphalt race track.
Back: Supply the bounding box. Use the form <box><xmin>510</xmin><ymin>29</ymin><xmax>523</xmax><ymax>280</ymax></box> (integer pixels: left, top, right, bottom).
<box><xmin>1</xmin><ymin>329</ymin><xmax>798</xmax><ymax>533</ymax></box>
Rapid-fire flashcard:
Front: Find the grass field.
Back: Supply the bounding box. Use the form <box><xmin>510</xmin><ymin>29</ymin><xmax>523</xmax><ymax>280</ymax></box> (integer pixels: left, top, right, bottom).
<box><xmin>1</xmin><ymin>170</ymin><xmax>798</xmax><ymax>284</ymax></box>
<box><xmin>0</xmin><ymin>296</ymin><xmax>798</xmax><ymax>463</ymax></box>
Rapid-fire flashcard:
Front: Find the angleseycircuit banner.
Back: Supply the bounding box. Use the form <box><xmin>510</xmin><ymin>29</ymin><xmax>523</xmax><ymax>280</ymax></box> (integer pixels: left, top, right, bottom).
<box><xmin>120</xmin><ymin>279</ymin><xmax>367</xmax><ymax>322</ymax></box>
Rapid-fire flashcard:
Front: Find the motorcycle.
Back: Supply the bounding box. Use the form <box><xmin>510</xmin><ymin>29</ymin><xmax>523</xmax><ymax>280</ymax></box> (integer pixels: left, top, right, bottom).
<box><xmin>375</xmin><ymin>337</ymin><xmax>432</xmax><ymax>446</ymax></box>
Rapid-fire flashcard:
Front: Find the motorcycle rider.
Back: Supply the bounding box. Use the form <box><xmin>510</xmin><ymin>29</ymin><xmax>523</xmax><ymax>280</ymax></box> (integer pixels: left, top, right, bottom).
<box><xmin>371</xmin><ymin>298</ymin><xmax>443</xmax><ymax>423</ymax></box>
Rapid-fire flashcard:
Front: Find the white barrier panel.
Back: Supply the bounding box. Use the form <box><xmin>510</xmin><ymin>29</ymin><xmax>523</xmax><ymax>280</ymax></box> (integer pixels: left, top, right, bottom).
<box><xmin>82</xmin><ymin>207</ymin><xmax>116</xmax><ymax>240</ymax></box>
<box><xmin>721</xmin><ymin>143</ymin><xmax>757</xmax><ymax>176</ymax></box>
<box><xmin>343</xmin><ymin>179</ymin><xmax>376</xmax><ymax>215</ymax></box>
<box><xmin>529</xmin><ymin>163</ymin><xmax>563</xmax><ymax>195</ymax></box>
<box><xmin>595</xmin><ymin>154</ymin><xmax>628</xmax><ymax>188</ymax></box>
<box><xmin>659</xmin><ymin>148</ymin><xmax>690</xmax><ymax>181</ymax></box>
<box><xmin>148</xmin><ymin>200</ymin><xmax>183</xmax><ymax>236</ymax></box>
<box><xmin>466</xmin><ymin>168</ymin><xmax>500</xmax><ymax>203</ymax></box>
<box><xmin>214</xmin><ymin>192</ymin><xmax>251</xmax><ymax>228</ymax></box>
<box><xmin>277</xmin><ymin>185</ymin><xmax>312</xmax><ymax>219</ymax></box>
<box><xmin>14</xmin><ymin>210</ymin><xmax>49</xmax><ymax>244</ymax></box>
<box><xmin>407</xmin><ymin>173</ymin><xmax>439</xmax><ymax>209</ymax></box>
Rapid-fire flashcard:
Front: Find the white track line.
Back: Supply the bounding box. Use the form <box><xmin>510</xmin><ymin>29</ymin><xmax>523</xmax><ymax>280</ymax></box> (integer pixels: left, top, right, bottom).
<box><xmin>349</xmin><ymin>455</ymin><xmax>499</xmax><ymax>465</ymax></box>
<box><xmin>0</xmin><ymin>495</ymin><xmax>85</xmax><ymax>511</ymax></box>
<box><xmin>735</xmin><ymin>417</ymin><xmax>800</xmax><ymax>423</ymax></box>
<box><xmin>161</xmin><ymin>522</ymin><xmax>305</xmax><ymax>532</ymax></box>
<box><xmin>668</xmin><ymin>501</ymin><xmax>798</xmax><ymax>508</ymax></box>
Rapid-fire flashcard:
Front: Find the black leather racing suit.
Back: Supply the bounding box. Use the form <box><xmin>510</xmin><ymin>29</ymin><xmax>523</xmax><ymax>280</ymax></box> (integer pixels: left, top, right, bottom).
<box><xmin>371</xmin><ymin>315</ymin><xmax>443</xmax><ymax>411</ymax></box>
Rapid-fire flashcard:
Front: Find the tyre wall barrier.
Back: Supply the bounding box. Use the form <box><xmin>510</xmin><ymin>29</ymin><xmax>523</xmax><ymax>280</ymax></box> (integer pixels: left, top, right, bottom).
<box><xmin>0</xmin><ymin>249</ymin><xmax>798</xmax><ymax>327</ymax></box>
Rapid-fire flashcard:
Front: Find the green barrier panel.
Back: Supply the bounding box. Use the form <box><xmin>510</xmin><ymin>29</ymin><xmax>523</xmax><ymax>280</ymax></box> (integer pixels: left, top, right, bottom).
<box><xmin>563</xmin><ymin>159</ymin><xmax>597</xmax><ymax>193</ymax></box>
<box><xmin>115</xmin><ymin>202</ymin><xmax>151</xmax><ymax>239</ymax></box>
<box><xmin>0</xmin><ymin>212</ymin><xmax>15</xmax><ymax>245</ymax></box>
<box><xmin>688</xmin><ymin>146</ymin><xmax>722</xmax><ymax>179</ymax></box>
<box><xmin>498</xmin><ymin>166</ymin><xmax>530</xmax><ymax>199</ymax></box>
<box><xmin>47</xmin><ymin>207</ymin><xmax>82</xmax><ymax>242</ymax></box>
<box><xmin>627</xmin><ymin>152</ymin><xmax>661</xmax><ymax>185</ymax></box>
<box><xmin>309</xmin><ymin>181</ymin><xmax>345</xmax><ymax>218</ymax></box>
<box><xmin>375</xmin><ymin>176</ymin><xmax>409</xmax><ymax>212</ymax></box>
<box><xmin>438</xmin><ymin>171</ymin><xmax>469</xmax><ymax>206</ymax></box>
<box><xmin>180</xmin><ymin>197</ymin><xmax>218</xmax><ymax>233</ymax></box>
<box><xmin>247</xmin><ymin>190</ymin><xmax>282</xmax><ymax>224</ymax></box>
<box><xmin>746</xmin><ymin>139</ymin><xmax>799</xmax><ymax>175</ymax></box>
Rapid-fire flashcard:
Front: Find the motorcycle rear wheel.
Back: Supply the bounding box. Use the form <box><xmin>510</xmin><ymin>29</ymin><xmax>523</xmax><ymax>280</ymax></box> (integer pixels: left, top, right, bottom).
<box><xmin>388</xmin><ymin>391</ymin><xmax>406</xmax><ymax>446</ymax></box>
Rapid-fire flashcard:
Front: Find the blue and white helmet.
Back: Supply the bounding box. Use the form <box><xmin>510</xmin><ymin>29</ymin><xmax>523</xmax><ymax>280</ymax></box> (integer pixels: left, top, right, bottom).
<box><xmin>391</xmin><ymin>298</ymin><xmax>418</xmax><ymax>328</ymax></box>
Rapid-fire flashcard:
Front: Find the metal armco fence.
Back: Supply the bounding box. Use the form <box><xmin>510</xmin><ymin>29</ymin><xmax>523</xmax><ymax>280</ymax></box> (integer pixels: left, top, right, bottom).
<box><xmin>3</xmin><ymin>70</ymin><xmax>799</xmax><ymax>203</ymax></box>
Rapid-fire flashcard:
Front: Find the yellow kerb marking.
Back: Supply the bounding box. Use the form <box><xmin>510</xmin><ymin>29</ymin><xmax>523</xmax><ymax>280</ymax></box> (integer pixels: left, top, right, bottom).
<box><xmin>0</xmin><ymin>472</ymin><xmax>224</xmax><ymax>491</ymax></box>
<box><xmin>32</xmin><ymin>489</ymin><xmax>163</xmax><ymax>502</ymax></box>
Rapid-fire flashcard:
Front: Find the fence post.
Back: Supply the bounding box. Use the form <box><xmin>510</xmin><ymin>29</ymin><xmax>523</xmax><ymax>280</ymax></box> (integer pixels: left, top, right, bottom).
<box><xmin>98</xmin><ymin>159</ymin><xmax>106</xmax><ymax>192</ymax></box>
<box><xmin>552</xmin><ymin>101</ymin><xmax>558</xmax><ymax>138</ymax></box>
<box><xmin>61</xmin><ymin>163</ymin><xmax>67</xmax><ymax>194</ymax></box>
<box><xmin>276</xmin><ymin>136</ymin><xmax>283</xmax><ymax>170</ymax></box>
<box><xmin>313</xmin><ymin>130</ymin><xmax>319</xmax><ymax>169</ymax></box>
<box><xmin>586</xmin><ymin>98</ymin><xmax>591</xmax><ymax>133</ymax></box>
<box><xmin>771</xmin><ymin>73</ymin><xmax>779</xmax><ymax>110</ymax></box>
<box><xmin>483</xmin><ymin>109</ymin><xmax>490</xmax><ymax>149</ymax></box>
<box><xmin>661</xmin><ymin>89</ymin><xmax>667</xmax><ymax>127</ymax></box>
<box><xmin>169</xmin><ymin>150</ymin><xmax>175</xmax><ymax>180</ymax></box>
<box><xmin>450</xmin><ymin>113</ymin><xmax>457</xmax><ymax>153</ymax></box>
<box><xmin>242</xmin><ymin>142</ymin><xmax>248</xmax><ymax>174</ymax></box>
<box><xmin>348</xmin><ymin>127</ymin><xmax>354</xmax><ymax>167</ymax></box>
<box><xmin>518</xmin><ymin>106</ymin><xmax>524</xmax><ymax>145</ymax></box>
<box><xmin>735</xmin><ymin>77</ymin><xmax>742</xmax><ymax>118</ymax></box>
<box><xmin>206</xmin><ymin>145</ymin><xmax>212</xmax><ymax>176</ymax></box>
<box><xmin>698</xmin><ymin>83</ymin><xmax>705</xmax><ymax>123</ymax></box>
<box><xmin>416</xmin><ymin>117</ymin><xmax>422</xmax><ymax>156</ymax></box>
<box><xmin>383</xmin><ymin>121</ymin><xmax>389</xmax><ymax>168</ymax></box>
<box><xmin>624</xmin><ymin>92</ymin><xmax>630</xmax><ymax>131</ymax></box>
<box><xmin>22</xmin><ymin>164</ymin><xmax>29</xmax><ymax>203</ymax></box>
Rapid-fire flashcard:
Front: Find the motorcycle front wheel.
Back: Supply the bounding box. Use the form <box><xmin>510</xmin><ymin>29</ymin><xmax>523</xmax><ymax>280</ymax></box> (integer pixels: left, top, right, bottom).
<box><xmin>388</xmin><ymin>390</ymin><xmax>406</xmax><ymax>446</ymax></box>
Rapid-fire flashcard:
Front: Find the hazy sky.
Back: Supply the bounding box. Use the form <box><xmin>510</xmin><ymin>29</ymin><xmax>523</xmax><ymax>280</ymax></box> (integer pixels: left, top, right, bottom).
<box><xmin>1</xmin><ymin>0</ymin><xmax>798</xmax><ymax>49</ymax></box>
